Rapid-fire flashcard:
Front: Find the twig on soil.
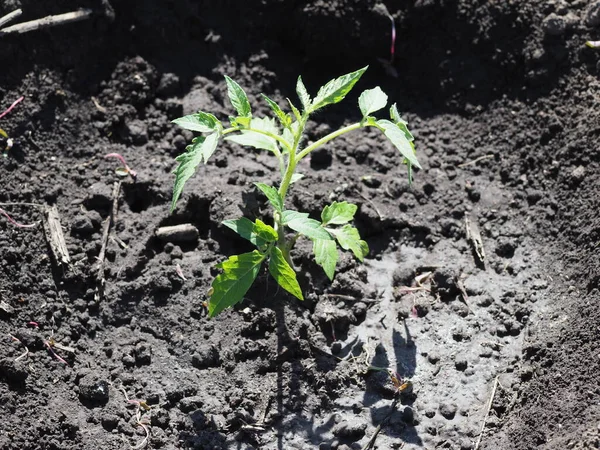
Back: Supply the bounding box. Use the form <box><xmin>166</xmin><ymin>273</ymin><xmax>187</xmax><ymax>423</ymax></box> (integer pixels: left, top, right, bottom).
<box><xmin>91</xmin><ymin>96</ymin><xmax>107</xmax><ymax>113</ymax></box>
<box><xmin>456</xmin><ymin>275</ymin><xmax>472</xmax><ymax>313</ymax></box>
<box><xmin>110</xmin><ymin>235</ymin><xmax>128</xmax><ymax>249</ymax></box>
<box><xmin>0</xmin><ymin>207</ymin><xmax>38</xmax><ymax>228</ymax></box>
<box><xmin>474</xmin><ymin>375</ymin><xmax>500</xmax><ymax>450</ymax></box>
<box><xmin>397</xmin><ymin>271</ymin><xmax>433</xmax><ymax>295</ymax></box>
<box><xmin>457</xmin><ymin>154</ymin><xmax>494</xmax><ymax>168</ymax></box>
<box><xmin>0</xmin><ymin>9</ymin><xmax>92</xmax><ymax>36</ymax></box>
<box><xmin>0</xmin><ymin>300</ymin><xmax>14</xmax><ymax>315</ymax></box>
<box><xmin>465</xmin><ymin>216</ymin><xmax>486</xmax><ymax>268</ymax></box>
<box><xmin>155</xmin><ymin>223</ymin><xmax>199</xmax><ymax>242</ymax></box>
<box><xmin>0</xmin><ymin>202</ymin><xmax>45</xmax><ymax>207</ymax></box>
<box><xmin>10</xmin><ymin>335</ymin><xmax>29</xmax><ymax>361</ymax></box>
<box><xmin>358</xmin><ymin>192</ymin><xmax>384</xmax><ymax>221</ymax></box>
<box><xmin>175</xmin><ymin>263</ymin><xmax>187</xmax><ymax>281</ymax></box>
<box><xmin>361</xmin><ymin>396</ymin><xmax>401</xmax><ymax>450</ymax></box>
<box><xmin>94</xmin><ymin>181</ymin><xmax>121</xmax><ymax>301</ymax></box>
<box><xmin>322</xmin><ymin>293</ymin><xmax>379</xmax><ymax>304</ymax></box>
<box><xmin>0</xmin><ymin>8</ymin><xmax>22</xmax><ymax>29</ymax></box>
<box><xmin>43</xmin><ymin>205</ymin><xmax>71</xmax><ymax>268</ymax></box>
<box><xmin>0</xmin><ymin>96</ymin><xmax>24</xmax><ymax>120</ymax></box>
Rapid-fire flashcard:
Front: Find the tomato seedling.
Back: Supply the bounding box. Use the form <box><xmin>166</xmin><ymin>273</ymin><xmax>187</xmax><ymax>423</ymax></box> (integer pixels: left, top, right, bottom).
<box><xmin>105</xmin><ymin>153</ymin><xmax>137</xmax><ymax>180</ymax></box>
<box><xmin>171</xmin><ymin>66</ymin><xmax>420</xmax><ymax>317</ymax></box>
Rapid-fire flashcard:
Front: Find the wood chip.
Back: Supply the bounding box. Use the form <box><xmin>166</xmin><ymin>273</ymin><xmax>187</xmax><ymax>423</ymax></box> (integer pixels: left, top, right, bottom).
<box><xmin>0</xmin><ymin>9</ymin><xmax>92</xmax><ymax>36</ymax></box>
<box><xmin>465</xmin><ymin>216</ymin><xmax>486</xmax><ymax>268</ymax></box>
<box><xmin>94</xmin><ymin>181</ymin><xmax>121</xmax><ymax>301</ymax></box>
<box><xmin>0</xmin><ymin>300</ymin><xmax>14</xmax><ymax>315</ymax></box>
<box><xmin>43</xmin><ymin>205</ymin><xmax>71</xmax><ymax>268</ymax></box>
<box><xmin>0</xmin><ymin>8</ymin><xmax>22</xmax><ymax>29</ymax></box>
<box><xmin>155</xmin><ymin>224</ymin><xmax>199</xmax><ymax>242</ymax></box>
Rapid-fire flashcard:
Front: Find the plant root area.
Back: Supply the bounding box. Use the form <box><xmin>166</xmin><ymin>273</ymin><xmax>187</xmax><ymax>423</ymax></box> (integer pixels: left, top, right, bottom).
<box><xmin>0</xmin><ymin>1</ymin><xmax>599</xmax><ymax>449</ymax></box>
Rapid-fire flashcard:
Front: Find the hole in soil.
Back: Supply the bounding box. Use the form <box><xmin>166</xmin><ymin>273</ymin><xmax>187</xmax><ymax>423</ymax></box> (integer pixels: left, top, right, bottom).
<box><xmin>122</xmin><ymin>182</ymin><xmax>168</xmax><ymax>213</ymax></box>
<box><xmin>160</xmin><ymin>193</ymin><xmax>213</xmax><ymax>238</ymax></box>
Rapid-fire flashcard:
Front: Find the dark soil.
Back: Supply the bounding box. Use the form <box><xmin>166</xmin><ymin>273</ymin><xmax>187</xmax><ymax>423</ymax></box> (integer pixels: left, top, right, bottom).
<box><xmin>0</xmin><ymin>1</ymin><xmax>599</xmax><ymax>449</ymax></box>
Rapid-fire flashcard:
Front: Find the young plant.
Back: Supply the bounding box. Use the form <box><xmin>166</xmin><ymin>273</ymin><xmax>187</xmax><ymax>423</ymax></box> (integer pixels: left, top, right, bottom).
<box><xmin>171</xmin><ymin>66</ymin><xmax>420</xmax><ymax>317</ymax></box>
<box><xmin>105</xmin><ymin>153</ymin><xmax>137</xmax><ymax>180</ymax></box>
<box><xmin>0</xmin><ymin>96</ymin><xmax>23</xmax><ymax>157</ymax></box>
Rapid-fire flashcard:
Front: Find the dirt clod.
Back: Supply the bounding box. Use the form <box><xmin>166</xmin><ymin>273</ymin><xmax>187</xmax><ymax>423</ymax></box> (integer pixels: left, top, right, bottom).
<box><xmin>78</xmin><ymin>374</ymin><xmax>110</xmax><ymax>404</ymax></box>
<box><xmin>439</xmin><ymin>402</ymin><xmax>458</xmax><ymax>420</ymax></box>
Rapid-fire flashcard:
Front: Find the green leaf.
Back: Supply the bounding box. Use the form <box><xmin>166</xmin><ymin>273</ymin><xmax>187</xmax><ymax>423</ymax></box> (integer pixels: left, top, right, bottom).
<box><xmin>281</xmin><ymin>121</ymin><xmax>301</xmax><ymax>153</ymax></box>
<box><xmin>254</xmin><ymin>183</ymin><xmax>283</xmax><ymax>212</ymax></box>
<box><xmin>224</xmin><ymin>75</ymin><xmax>251</xmax><ymax>117</ymax></box>
<box><xmin>296</xmin><ymin>76</ymin><xmax>311</xmax><ymax>112</ymax></box>
<box><xmin>290</xmin><ymin>173</ymin><xmax>304</xmax><ymax>184</ymax></box>
<box><xmin>321</xmin><ymin>201</ymin><xmax>358</xmax><ymax>226</ymax></box>
<box><xmin>310</xmin><ymin>66</ymin><xmax>368</xmax><ymax>112</ymax></box>
<box><xmin>283</xmin><ymin>211</ymin><xmax>332</xmax><ymax>241</ymax></box>
<box><xmin>389</xmin><ymin>103</ymin><xmax>404</xmax><ymax>124</ymax></box>
<box><xmin>251</xmin><ymin>116</ymin><xmax>280</xmax><ymax>135</ymax></box>
<box><xmin>328</xmin><ymin>225</ymin><xmax>369</xmax><ymax>261</ymax></box>
<box><xmin>262</xmin><ymin>94</ymin><xmax>292</xmax><ymax>128</ymax></box>
<box><xmin>287</xmin><ymin>98</ymin><xmax>302</xmax><ymax>122</ymax></box>
<box><xmin>281</xmin><ymin>210</ymin><xmax>308</xmax><ymax>224</ymax></box>
<box><xmin>209</xmin><ymin>251</ymin><xmax>265</xmax><ymax>317</ymax></box>
<box><xmin>364</xmin><ymin>116</ymin><xmax>381</xmax><ymax>128</ymax></box>
<box><xmin>225</xmin><ymin>132</ymin><xmax>277</xmax><ymax>152</ymax></box>
<box><xmin>222</xmin><ymin>218</ymin><xmax>267</xmax><ymax>248</ymax></box>
<box><xmin>269</xmin><ymin>247</ymin><xmax>303</xmax><ymax>300</ymax></box>
<box><xmin>389</xmin><ymin>104</ymin><xmax>414</xmax><ymax>141</ymax></box>
<box><xmin>252</xmin><ymin>219</ymin><xmax>278</xmax><ymax>243</ymax></box>
<box><xmin>230</xmin><ymin>116</ymin><xmax>252</xmax><ymax>128</ymax></box>
<box><xmin>172</xmin><ymin>112</ymin><xmax>220</xmax><ymax>133</ymax></box>
<box><xmin>225</xmin><ymin>117</ymin><xmax>280</xmax><ymax>153</ymax></box>
<box><xmin>313</xmin><ymin>239</ymin><xmax>339</xmax><ymax>281</ymax></box>
<box><xmin>377</xmin><ymin>119</ymin><xmax>421</xmax><ymax>169</ymax></box>
<box><xmin>171</xmin><ymin>132</ymin><xmax>220</xmax><ymax>212</ymax></box>
<box><xmin>358</xmin><ymin>87</ymin><xmax>388</xmax><ymax>117</ymax></box>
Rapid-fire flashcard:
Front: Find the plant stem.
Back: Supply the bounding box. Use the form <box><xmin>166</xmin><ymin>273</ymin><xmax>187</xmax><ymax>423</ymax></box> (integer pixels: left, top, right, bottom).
<box><xmin>297</xmin><ymin>122</ymin><xmax>363</xmax><ymax>160</ymax></box>
<box><xmin>274</xmin><ymin>115</ymin><xmax>309</xmax><ymax>264</ymax></box>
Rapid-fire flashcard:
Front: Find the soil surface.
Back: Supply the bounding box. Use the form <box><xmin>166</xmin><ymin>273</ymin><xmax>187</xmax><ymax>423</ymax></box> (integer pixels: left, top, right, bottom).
<box><xmin>0</xmin><ymin>1</ymin><xmax>599</xmax><ymax>449</ymax></box>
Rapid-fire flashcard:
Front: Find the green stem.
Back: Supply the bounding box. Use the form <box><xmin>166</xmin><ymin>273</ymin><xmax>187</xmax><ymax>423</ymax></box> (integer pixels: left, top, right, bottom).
<box><xmin>296</xmin><ymin>122</ymin><xmax>363</xmax><ymax>161</ymax></box>
<box><xmin>274</xmin><ymin>115</ymin><xmax>309</xmax><ymax>264</ymax></box>
<box><xmin>278</xmin><ymin>115</ymin><xmax>307</xmax><ymax>201</ymax></box>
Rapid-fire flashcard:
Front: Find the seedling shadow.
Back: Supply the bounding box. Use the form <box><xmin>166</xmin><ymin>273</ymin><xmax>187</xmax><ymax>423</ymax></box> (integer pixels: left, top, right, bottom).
<box><xmin>362</xmin><ymin>321</ymin><xmax>422</xmax><ymax>447</ymax></box>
